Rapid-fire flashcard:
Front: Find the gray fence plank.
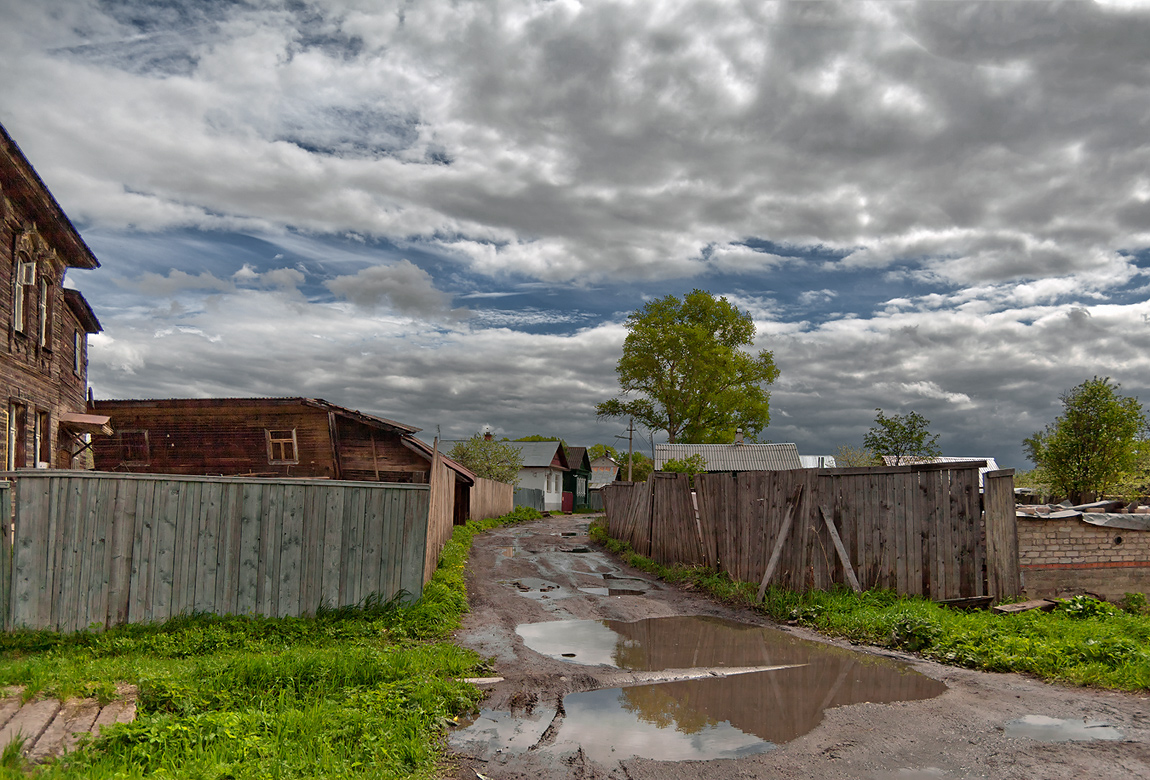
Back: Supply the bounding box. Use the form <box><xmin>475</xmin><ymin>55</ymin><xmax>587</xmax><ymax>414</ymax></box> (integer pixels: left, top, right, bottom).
<box><xmin>278</xmin><ymin>484</ymin><xmax>304</xmax><ymax>618</ymax></box>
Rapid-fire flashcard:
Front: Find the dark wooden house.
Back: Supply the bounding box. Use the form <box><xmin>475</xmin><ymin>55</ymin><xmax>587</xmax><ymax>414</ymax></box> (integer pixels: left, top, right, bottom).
<box><xmin>90</xmin><ymin>397</ymin><xmax>475</xmax><ymax>522</ymax></box>
<box><xmin>562</xmin><ymin>446</ymin><xmax>592</xmax><ymax>510</ymax></box>
<box><xmin>0</xmin><ymin>121</ymin><xmax>106</xmax><ymax>470</ymax></box>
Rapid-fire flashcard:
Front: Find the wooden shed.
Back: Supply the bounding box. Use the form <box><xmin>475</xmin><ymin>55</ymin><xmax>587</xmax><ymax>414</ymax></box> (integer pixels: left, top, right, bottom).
<box><xmin>90</xmin><ymin>397</ymin><xmax>474</xmax><ymax>523</ymax></box>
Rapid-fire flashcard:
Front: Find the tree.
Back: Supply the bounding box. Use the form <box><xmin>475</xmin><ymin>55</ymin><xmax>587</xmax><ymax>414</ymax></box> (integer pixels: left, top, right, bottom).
<box><xmin>661</xmin><ymin>454</ymin><xmax>708</xmax><ymax>488</ymax></box>
<box><xmin>834</xmin><ymin>444</ymin><xmax>882</xmax><ymax>467</ymax></box>
<box><xmin>862</xmin><ymin>409</ymin><xmax>940</xmax><ymax>465</ymax></box>
<box><xmin>1023</xmin><ymin>377</ymin><xmax>1147</xmax><ymax>502</ymax></box>
<box><xmin>448</xmin><ymin>434</ymin><xmax>524</xmax><ymax>485</ymax></box>
<box><xmin>617</xmin><ymin>451</ymin><xmax>653</xmax><ymax>483</ymax></box>
<box><xmin>596</xmin><ymin>290</ymin><xmax>779</xmax><ymax>444</ymax></box>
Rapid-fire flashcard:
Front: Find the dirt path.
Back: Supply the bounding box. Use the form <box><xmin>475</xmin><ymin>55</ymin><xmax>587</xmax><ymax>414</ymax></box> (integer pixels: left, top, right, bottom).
<box><xmin>445</xmin><ymin>514</ymin><xmax>1150</xmax><ymax>780</ymax></box>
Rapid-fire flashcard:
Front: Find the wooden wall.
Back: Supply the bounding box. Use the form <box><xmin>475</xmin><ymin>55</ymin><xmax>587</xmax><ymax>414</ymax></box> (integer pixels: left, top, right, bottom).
<box><xmin>2</xmin><ymin>471</ymin><xmax>431</xmax><ymax>631</ymax></box>
<box><xmin>470</xmin><ymin>477</ymin><xmax>514</xmax><ymax>522</ymax></box>
<box><xmin>423</xmin><ymin>450</ymin><xmax>456</xmax><ymax>584</ymax></box>
<box><xmin>604</xmin><ymin>464</ymin><xmax>1021</xmax><ymax>601</ymax></box>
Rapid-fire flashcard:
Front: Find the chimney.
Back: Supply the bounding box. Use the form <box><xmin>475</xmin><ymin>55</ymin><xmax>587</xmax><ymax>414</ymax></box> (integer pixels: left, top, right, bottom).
<box><xmin>735</xmin><ymin>428</ymin><xmax>744</xmax><ymax>444</ymax></box>
<box><xmin>484</xmin><ymin>431</ymin><xmax>493</xmax><ymax>441</ymax></box>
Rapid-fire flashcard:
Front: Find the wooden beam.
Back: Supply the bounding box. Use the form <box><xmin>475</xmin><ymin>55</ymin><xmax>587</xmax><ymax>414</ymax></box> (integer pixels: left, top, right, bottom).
<box><xmin>819</xmin><ymin>504</ymin><xmax>861</xmax><ymax>593</ymax></box>
<box><xmin>756</xmin><ymin>483</ymin><xmax>803</xmax><ymax>603</ymax></box>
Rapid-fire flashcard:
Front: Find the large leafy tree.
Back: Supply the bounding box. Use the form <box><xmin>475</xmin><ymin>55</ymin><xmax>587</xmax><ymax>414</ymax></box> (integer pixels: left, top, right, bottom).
<box><xmin>448</xmin><ymin>434</ymin><xmax>524</xmax><ymax>485</ymax></box>
<box><xmin>1023</xmin><ymin>377</ymin><xmax>1147</xmax><ymax>502</ymax></box>
<box><xmin>596</xmin><ymin>290</ymin><xmax>779</xmax><ymax>443</ymax></box>
<box><xmin>862</xmin><ymin>409</ymin><xmax>941</xmax><ymax>465</ymax></box>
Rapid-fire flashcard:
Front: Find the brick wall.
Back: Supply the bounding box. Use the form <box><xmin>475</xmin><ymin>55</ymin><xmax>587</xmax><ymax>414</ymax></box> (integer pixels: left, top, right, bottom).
<box><xmin>1017</xmin><ymin>516</ymin><xmax>1150</xmax><ymax>601</ymax></box>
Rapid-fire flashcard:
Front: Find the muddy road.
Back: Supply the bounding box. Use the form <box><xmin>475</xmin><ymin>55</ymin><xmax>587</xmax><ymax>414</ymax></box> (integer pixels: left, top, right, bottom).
<box><xmin>446</xmin><ymin>514</ymin><xmax>1150</xmax><ymax>779</ymax></box>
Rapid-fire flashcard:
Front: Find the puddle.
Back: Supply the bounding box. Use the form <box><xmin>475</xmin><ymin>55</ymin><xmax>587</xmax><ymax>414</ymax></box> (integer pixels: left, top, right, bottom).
<box><xmin>502</xmin><ymin>578</ymin><xmax>574</xmax><ymax>601</ymax></box>
<box><xmin>561</xmin><ymin>546</ymin><xmax>592</xmax><ymax>553</ymax></box>
<box><xmin>463</xmin><ymin>616</ymin><xmax>947</xmax><ymax>762</ymax></box>
<box><xmin>579</xmin><ymin>587</ymin><xmax>648</xmax><ymax>597</ymax></box>
<box><xmin>1005</xmin><ymin>715</ymin><xmax>1124</xmax><ymax>742</ymax></box>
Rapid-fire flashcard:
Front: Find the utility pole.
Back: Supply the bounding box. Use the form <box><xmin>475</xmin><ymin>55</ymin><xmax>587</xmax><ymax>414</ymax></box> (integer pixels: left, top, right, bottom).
<box><xmin>627</xmin><ymin>417</ymin><xmax>635</xmax><ymax>482</ymax></box>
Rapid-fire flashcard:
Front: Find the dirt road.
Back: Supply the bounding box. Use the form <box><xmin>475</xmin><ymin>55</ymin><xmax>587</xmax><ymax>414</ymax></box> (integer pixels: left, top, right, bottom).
<box><xmin>446</xmin><ymin>514</ymin><xmax>1150</xmax><ymax>779</ymax></box>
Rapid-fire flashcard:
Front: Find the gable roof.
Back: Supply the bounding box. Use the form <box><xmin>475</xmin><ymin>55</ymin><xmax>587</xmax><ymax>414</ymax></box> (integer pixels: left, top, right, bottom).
<box><xmin>565</xmin><ymin>446</ymin><xmax>591</xmax><ymax>472</ymax></box>
<box><xmin>513</xmin><ymin>441</ymin><xmax>570</xmax><ymax>469</ymax></box>
<box><xmin>0</xmin><ymin>122</ymin><xmax>100</xmax><ymax>270</ymax></box>
<box><xmin>655</xmin><ymin>442</ymin><xmax>803</xmax><ymax>471</ymax></box>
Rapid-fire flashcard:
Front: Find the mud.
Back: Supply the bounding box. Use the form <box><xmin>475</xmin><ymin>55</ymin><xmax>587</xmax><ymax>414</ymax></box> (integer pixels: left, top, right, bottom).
<box><xmin>447</xmin><ymin>514</ymin><xmax>1150</xmax><ymax>779</ymax></box>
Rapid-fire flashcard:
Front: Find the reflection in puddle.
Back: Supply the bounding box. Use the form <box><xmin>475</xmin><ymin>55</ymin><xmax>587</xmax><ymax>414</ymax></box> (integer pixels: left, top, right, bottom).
<box><xmin>1005</xmin><ymin>715</ymin><xmax>1123</xmax><ymax>742</ymax></box>
<box><xmin>466</xmin><ymin>616</ymin><xmax>948</xmax><ymax>763</ymax></box>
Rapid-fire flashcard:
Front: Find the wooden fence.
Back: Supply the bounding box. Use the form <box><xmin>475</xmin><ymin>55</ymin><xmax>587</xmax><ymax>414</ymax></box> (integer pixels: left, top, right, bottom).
<box><xmin>1</xmin><ymin>471</ymin><xmax>438</xmax><ymax>632</ymax></box>
<box><xmin>424</xmin><ymin>451</ymin><xmax>455</xmax><ymax>584</ymax></box>
<box><xmin>603</xmin><ymin>464</ymin><xmax>1020</xmax><ymax>601</ymax></box>
<box><xmin>470</xmin><ymin>477</ymin><xmax>515</xmax><ymax>522</ymax></box>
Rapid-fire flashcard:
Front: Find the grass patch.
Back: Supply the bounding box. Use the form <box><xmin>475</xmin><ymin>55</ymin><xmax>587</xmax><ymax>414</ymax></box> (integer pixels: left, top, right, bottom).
<box><xmin>589</xmin><ymin>519</ymin><xmax>1150</xmax><ymax>692</ymax></box>
<box><xmin>0</xmin><ymin>505</ymin><xmax>541</xmax><ymax>779</ymax></box>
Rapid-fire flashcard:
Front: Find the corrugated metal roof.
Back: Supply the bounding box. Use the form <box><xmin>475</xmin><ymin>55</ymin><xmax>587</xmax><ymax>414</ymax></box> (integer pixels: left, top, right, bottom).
<box><xmin>512</xmin><ymin>441</ymin><xmax>569</xmax><ymax>469</ymax></box>
<box><xmin>655</xmin><ymin>443</ymin><xmax>803</xmax><ymax>471</ymax></box>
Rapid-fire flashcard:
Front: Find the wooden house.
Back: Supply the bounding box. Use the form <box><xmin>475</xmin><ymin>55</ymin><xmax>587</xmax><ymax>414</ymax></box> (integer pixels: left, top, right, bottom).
<box><xmin>0</xmin><ymin>122</ymin><xmax>107</xmax><ymax>470</ymax></box>
<box><xmin>90</xmin><ymin>397</ymin><xmax>475</xmax><ymax>523</ymax></box>
<box><xmin>562</xmin><ymin>446</ymin><xmax>592</xmax><ymax>510</ymax></box>
<box><xmin>513</xmin><ymin>441</ymin><xmax>569</xmax><ymax>512</ymax></box>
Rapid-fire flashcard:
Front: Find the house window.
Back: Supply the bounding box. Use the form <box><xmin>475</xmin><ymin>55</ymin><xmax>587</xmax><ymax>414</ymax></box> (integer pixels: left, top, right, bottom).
<box><xmin>35</xmin><ymin>411</ymin><xmax>50</xmax><ymax>467</ymax></box>
<box><xmin>266</xmin><ymin>429</ymin><xmax>298</xmax><ymax>464</ymax></box>
<box><xmin>13</xmin><ymin>260</ymin><xmax>34</xmax><ymax>334</ymax></box>
<box><xmin>73</xmin><ymin>331</ymin><xmax>83</xmax><ymax>376</ymax></box>
<box><xmin>119</xmin><ymin>430</ymin><xmax>149</xmax><ymax>464</ymax></box>
<box><xmin>8</xmin><ymin>403</ymin><xmax>26</xmax><ymax>469</ymax></box>
<box><xmin>38</xmin><ymin>278</ymin><xmax>51</xmax><ymax>349</ymax></box>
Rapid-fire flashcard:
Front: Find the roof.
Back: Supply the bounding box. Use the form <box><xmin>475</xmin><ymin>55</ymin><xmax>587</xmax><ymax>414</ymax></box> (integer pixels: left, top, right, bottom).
<box><xmin>655</xmin><ymin>442</ymin><xmax>803</xmax><ymax>471</ymax></box>
<box><xmin>513</xmin><ymin>441</ymin><xmax>570</xmax><ymax>469</ymax></box>
<box><xmin>90</xmin><ymin>397</ymin><xmax>420</xmax><ymax>434</ymax></box>
<box><xmin>59</xmin><ymin>412</ymin><xmax>113</xmax><ymax>436</ymax></box>
<box><xmin>800</xmin><ymin>455</ymin><xmax>837</xmax><ymax>469</ymax></box>
<box><xmin>565</xmin><ymin>446</ymin><xmax>591</xmax><ymax>472</ymax></box>
<box><xmin>880</xmin><ymin>456</ymin><xmax>996</xmax><ymax>487</ymax></box>
<box><xmin>0</xmin><ymin>122</ymin><xmax>100</xmax><ymax>270</ymax></box>
<box><xmin>63</xmin><ymin>289</ymin><xmax>101</xmax><ymax>333</ymax></box>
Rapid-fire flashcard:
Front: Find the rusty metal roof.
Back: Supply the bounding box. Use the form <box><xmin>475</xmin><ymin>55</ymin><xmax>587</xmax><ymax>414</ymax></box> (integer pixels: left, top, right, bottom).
<box><xmin>655</xmin><ymin>442</ymin><xmax>803</xmax><ymax>472</ymax></box>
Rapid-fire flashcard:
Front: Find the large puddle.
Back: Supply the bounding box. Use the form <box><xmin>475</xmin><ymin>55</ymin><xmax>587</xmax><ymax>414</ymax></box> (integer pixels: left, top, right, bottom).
<box><xmin>454</xmin><ymin>615</ymin><xmax>948</xmax><ymax>763</ymax></box>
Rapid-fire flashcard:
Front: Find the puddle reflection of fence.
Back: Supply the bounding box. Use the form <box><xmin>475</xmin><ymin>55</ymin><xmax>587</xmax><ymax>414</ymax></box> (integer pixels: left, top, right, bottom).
<box><xmin>603</xmin><ymin>465</ymin><xmax>1021</xmax><ymax>601</ymax></box>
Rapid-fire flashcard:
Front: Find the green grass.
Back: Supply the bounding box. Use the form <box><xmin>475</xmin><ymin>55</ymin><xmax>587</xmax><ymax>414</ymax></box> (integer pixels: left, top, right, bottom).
<box><xmin>0</xmin><ymin>505</ymin><xmax>542</xmax><ymax>779</ymax></box>
<box><xmin>589</xmin><ymin>520</ymin><xmax>1150</xmax><ymax>692</ymax></box>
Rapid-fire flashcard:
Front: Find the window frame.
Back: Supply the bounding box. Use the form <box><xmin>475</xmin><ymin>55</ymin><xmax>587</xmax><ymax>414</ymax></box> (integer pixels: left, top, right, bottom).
<box><xmin>13</xmin><ymin>259</ymin><xmax>34</xmax><ymax>334</ymax></box>
<box><xmin>266</xmin><ymin>428</ymin><xmax>299</xmax><ymax>465</ymax></box>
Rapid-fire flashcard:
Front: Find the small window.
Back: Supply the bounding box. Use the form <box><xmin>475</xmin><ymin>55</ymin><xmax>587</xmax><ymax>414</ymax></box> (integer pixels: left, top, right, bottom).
<box><xmin>119</xmin><ymin>430</ymin><xmax>149</xmax><ymax>464</ymax></box>
<box><xmin>13</xmin><ymin>260</ymin><xmax>34</xmax><ymax>334</ymax></box>
<box><xmin>38</xmin><ymin>278</ymin><xmax>51</xmax><ymax>349</ymax></box>
<box><xmin>267</xmin><ymin>429</ymin><xmax>298</xmax><ymax>464</ymax></box>
<box><xmin>35</xmin><ymin>411</ymin><xmax>50</xmax><ymax>466</ymax></box>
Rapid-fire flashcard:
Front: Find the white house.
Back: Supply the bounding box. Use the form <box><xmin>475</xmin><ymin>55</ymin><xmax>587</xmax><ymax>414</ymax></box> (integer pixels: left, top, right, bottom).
<box><xmin>513</xmin><ymin>441</ymin><xmax>570</xmax><ymax>511</ymax></box>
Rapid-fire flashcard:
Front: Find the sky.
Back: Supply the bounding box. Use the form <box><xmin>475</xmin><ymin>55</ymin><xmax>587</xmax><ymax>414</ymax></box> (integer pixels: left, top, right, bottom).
<box><xmin>3</xmin><ymin>0</ymin><xmax>1150</xmax><ymax>469</ymax></box>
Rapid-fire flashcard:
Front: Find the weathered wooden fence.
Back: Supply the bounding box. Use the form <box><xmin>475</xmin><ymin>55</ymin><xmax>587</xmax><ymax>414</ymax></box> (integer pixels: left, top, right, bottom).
<box><xmin>1</xmin><ymin>471</ymin><xmax>436</xmax><ymax>632</ymax></box>
<box><xmin>424</xmin><ymin>451</ymin><xmax>456</xmax><ymax>583</ymax></box>
<box><xmin>471</xmin><ymin>477</ymin><xmax>515</xmax><ymax>522</ymax></box>
<box><xmin>603</xmin><ymin>464</ymin><xmax>1020</xmax><ymax>601</ymax></box>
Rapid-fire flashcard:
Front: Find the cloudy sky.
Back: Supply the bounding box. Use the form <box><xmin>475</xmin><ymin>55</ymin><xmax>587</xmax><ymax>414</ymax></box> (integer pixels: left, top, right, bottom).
<box><xmin>3</xmin><ymin>0</ymin><xmax>1150</xmax><ymax>468</ymax></box>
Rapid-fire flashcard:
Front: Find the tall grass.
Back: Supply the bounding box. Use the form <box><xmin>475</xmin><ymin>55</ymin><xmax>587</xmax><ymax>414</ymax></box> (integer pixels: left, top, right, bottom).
<box><xmin>0</xmin><ymin>505</ymin><xmax>541</xmax><ymax>779</ymax></box>
<box><xmin>589</xmin><ymin>520</ymin><xmax>1150</xmax><ymax>692</ymax></box>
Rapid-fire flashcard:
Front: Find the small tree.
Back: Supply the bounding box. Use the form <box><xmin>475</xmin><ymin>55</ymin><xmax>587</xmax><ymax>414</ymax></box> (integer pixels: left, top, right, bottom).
<box><xmin>661</xmin><ymin>454</ymin><xmax>708</xmax><ymax>488</ymax></box>
<box><xmin>1023</xmin><ymin>377</ymin><xmax>1147</xmax><ymax>502</ymax></box>
<box><xmin>862</xmin><ymin>409</ymin><xmax>941</xmax><ymax>466</ymax></box>
<box><xmin>587</xmin><ymin>444</ymin><xmax>619</xmax><ymax>462</ymax></box>
<box><xmin>834</xmin><ymin>444</ymin><xmax>882</xmax><ymax>467</ymax></box>
<box><xmin>448</xmin><ymin>434</ymin><xmax>524</xmax><ymax>485</ymax></box>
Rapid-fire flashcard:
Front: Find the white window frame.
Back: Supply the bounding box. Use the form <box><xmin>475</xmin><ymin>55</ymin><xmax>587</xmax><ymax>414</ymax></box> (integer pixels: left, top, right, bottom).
<box><xmin>14</xmin><ymin>260</ymin><xmax>34</xmax><ymax>334</ymax></box>
<box><xmin>38</xmin><ymin>277</ymin><xmax>50</xmax><ymax>348</ymax></box>
<box><xmin>73</xmin><ymin>331</ymin><xmax>83</xmax><ymax>376</ymax></box>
